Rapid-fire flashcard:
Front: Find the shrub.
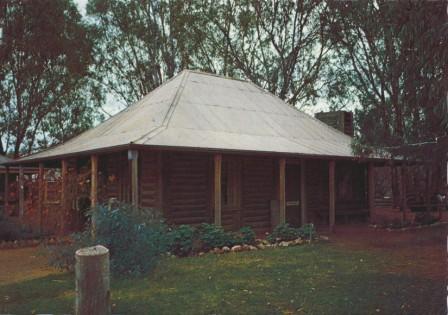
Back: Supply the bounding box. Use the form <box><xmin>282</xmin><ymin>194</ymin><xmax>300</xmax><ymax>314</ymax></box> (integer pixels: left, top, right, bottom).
<box><xmin>168</xmin><ymin>225</ymin><xmax>195</xmax><ymax>256</ymax></box>
<box><xmin>47</xmin><ymin>203</ymin><xmax>170</xmax><ymax>275</ymax></box>
<box><xmin>297</xmin><ymin>224</ymin><xmax>316</xmax><ymax>240</ymax></box>
<box><xmin>196</xmin><ymin>223</ymin><xmax>233</xmax><ymax>250</ymax></box>
<box><xmin>268</xmin><ymin>223</ymin><xmax>316</xmax><ymax>243</ymax></box>
<box><xmin>267</xmin><ymin>223</ymin><xmax>299</xmax><ymax>242</ymax></box>
<box><xmin>238</xmin><ymin>226</ymin><xmax>256</xmax><ymax>245</ymax></box>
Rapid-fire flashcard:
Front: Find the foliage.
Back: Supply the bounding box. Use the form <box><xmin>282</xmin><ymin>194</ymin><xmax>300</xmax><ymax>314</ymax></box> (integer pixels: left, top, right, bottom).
<box><xmin>196</xmin><ymin>223</ymin><xmax>238</xmax><ymax>250</ymax></box>
<box><xmin>267</xmin><ymin>223</ymin><xmax>299</xmax><ymax>242</ymax></box>
<box><xmin>238</xmin><ymin>226</ymin><xmax>256</xmax><ymax>245</ymax></box>
<box><xmin>297</xmin><ymin>223</ymin><xmax>317</xmax><ymax>240</ymax></box>
<box><xmin>85</xmin><ymin>0</ymin><xmax>329</xmax><ymax>109</ymax></box>
<box><xmin>0</xmin><ymin>0</ymin><xmax>103</xmax><ymax>156</ymax></box>
<box><xmin>322</xmin><ymin>0</ymin><xmax>448</xmax><ymax>152</ymax></box>
<box><xmin>268</xmin><ymin>223</ymin><xmax>316</xmax><ymax>243</ymax></box>
<box><xmin>167</xmin><ymin>225</ymin><xmax>195</xmax><ymax>257</ymax></box>
<box><xmin>45</xmin><ymin>232</ymin><xmax>91</xmax><ymax>271</ymax></box>
<box><xmin>92</xmin><ymin>204</ymin><xmax>169</xmax><ymax>275</ymax></box>
<box><xmin>47</xmin><ymin>203</ymin><xmax>169</xmax><ymax>275</ymax></box>
<box><xmin>86</xmin><ymin>0</ymin><xmax>208</xmax><ymax>104</ymax></box>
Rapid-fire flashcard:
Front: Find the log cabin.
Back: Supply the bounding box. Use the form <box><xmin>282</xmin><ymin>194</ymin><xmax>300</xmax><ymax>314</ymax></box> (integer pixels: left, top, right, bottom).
<box><xmin>6</xmin><ymin>70</ymin><xmax>383</xmax><ymax>235</ymax></box>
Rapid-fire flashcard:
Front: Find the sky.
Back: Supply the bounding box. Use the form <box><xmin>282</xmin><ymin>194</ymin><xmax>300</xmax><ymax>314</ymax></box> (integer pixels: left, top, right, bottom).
<box><xmin>74</xmin><ymin>0</ymin><xmax>88</xmax><ymax>16</ymax></box>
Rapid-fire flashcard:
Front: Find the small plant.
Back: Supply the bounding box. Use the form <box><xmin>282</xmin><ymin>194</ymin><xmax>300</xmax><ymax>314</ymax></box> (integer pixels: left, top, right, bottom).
<box><xmin>168</xmin><ymin>225</ymin><xmax>195</xmax><ymax>256</ymax></box>
<box><xmin>197</xmin><ymin>223</ymin><xmax>243</xmax><ymax>250</ymax></box>
<box><xmin>297</xmin><ymin>223</ymin><xmax>316</xmax><ymax>240</ymax></box>
<box><xmin>238</xmin><ymin>226</ymin><xmax>256</xmax><ymax>245</ymax></box>
<box><xmin>196</xmin><ymin>223</ymin><xmax>235</xmax><ymax>250</ymax></box>
<box><xmin>267</xmin><ymin>223</ymin><xmax>299</xmax><ymax>242</ymax></box>
<box><xmin>268</xmin><ymin>223</ymin><xmax>317</xmax><ymax>243</ymax></box>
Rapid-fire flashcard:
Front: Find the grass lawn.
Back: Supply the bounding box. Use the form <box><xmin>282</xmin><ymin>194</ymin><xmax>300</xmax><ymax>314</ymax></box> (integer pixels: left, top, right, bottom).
<box><xmin>0</xmin><ymin>243</ymin><xmax>444</xmax><ymax>314</ymax></box>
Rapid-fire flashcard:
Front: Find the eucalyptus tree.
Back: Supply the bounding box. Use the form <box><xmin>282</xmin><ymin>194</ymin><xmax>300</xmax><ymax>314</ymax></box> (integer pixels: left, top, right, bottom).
<box><xmin>0</xmin><ymin>0</ymin><xmax>102</xmax><ymax>156</ymax></box>
<box><xmin>323</xmin><ymin>0</ymin><xmax>448</xmax><ymax>152</ymax></box>
<box><xmin>203</xmin><ymin>0</ymin><xmax>331</xmax><ymax>107</ymax></box>
<box><xmin>86</xmin><ymin>0</ymin><xmax>208</xmax><ymax>104</ymax></box>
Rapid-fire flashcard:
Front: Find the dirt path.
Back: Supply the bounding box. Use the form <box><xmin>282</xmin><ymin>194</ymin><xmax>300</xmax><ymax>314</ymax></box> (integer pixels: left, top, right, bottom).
<box><xmin>0</xmin><ymin>247</ymin><xmax>58</xmax><ymax>285</ymax></box>
<box><xmin>326</xmin><ymin>224</ymin><xmax>447</xmax><ymax>280</ymax></box>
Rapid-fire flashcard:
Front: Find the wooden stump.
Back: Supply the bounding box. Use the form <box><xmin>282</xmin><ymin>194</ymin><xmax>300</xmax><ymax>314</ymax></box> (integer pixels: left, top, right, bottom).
<box><xmin>75</xmin><ymin>245</ymin><xmax>110</xmax><ymax>315</ymax></box>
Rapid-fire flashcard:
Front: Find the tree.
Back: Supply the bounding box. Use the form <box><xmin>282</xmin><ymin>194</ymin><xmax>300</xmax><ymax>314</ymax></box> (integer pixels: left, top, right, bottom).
<box><xmin>0</xmin><ymin>0</ymin><xmax>103</xmax><ymax>157</ymax></box>
<box><xmin>86</xmin><ymin>0</ymin><xmax>208</xmax><ymax>104</ymax></box>
<box><xmin>323</xmin><ymin>0</ymin><xmax>448</xmax><ymax>153</ymax></box>
<box><xmin>87</xmin><ymin>0</ymin><xmax>331</xmax><ymax>109</ymax></box>
<box><xmin>204</xmin><ymin>0</ymin><xmax>331</xmax><ymax>107</ymax></box>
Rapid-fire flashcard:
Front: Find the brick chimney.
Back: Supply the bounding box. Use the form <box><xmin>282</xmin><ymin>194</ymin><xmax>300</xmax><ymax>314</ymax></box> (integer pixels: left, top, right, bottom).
<box><xmin>315</xmin><ymin>111</ymin><xmax>354</xmax><ymax>137</ymax></box>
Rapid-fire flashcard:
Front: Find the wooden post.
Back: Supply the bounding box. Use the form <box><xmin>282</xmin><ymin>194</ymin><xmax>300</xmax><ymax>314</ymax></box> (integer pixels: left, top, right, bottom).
<box><xmin>4</xmin><ymin>166</ymin><xmax>8</xmax><ymax>216</ymax></box>
<box><xmin>279</xmin><ymin>158</ymin><xmax>286</xmax><ymax>224</ymax></box>
<box><xmin>368</xmin><ymin>162</ymin><xmax>375</xmax><ymax>216</ymax></box>
<box><xmin>329</xmin><ymin>160</ymin><xmax>336</xmax><ymax>231</ymax></box>
<box><xmin>75</xmin><ymin>245</ymin><xmax>110</xmax><ymax>315</ymax></box>
<box><xmin>128</xmin><ymin>150</ymin><xmax>139</xmax><ymax>207</ymax></box>
<box><xmin>214</xmin><ymin>154</ymin><xmax>222</xmax><ymax>226</ymax></box>
<box><xmin>61</xmin><ymin>159</ymin><xmax>68</xmax><ymax>234</ymax></box>
<box><xmin>38</xmin><ymin>163</ymin><xmax>44</xmax><ymax>235</ymax></box>
<box><xmin>156</xmin><ymin>151</ymin><xmax>163</xmax><ymax>211</ymax></box>
<box><xmin>90</xmin><ymin>155</ymin><xmax>98</xmax><ymax>239</ymax></box>
<box><xmin>91</xmin><ymin>155</ymin><xmax>98</xmax><ymax>208</ymax></box>
<box><xmin>18</xmin><ymin>166</ymin><xmax>24</xmax><ymax>219</ymax></box>
<box><xmin>300</xmin><ymin>159</ymin><xmax>307</xmax><ymax>225</ymax></box>
<box><xmin>401</xmin><ymin>164</ymin><xmax>408</xmax><ymax>217</ymax></box>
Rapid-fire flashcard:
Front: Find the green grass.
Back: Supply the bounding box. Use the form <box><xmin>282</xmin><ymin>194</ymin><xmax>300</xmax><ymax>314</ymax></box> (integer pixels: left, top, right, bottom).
<box><xmin>0</xmin><ymin>243</ymin><xmax>444</xmax><ymax>315</ymax></box>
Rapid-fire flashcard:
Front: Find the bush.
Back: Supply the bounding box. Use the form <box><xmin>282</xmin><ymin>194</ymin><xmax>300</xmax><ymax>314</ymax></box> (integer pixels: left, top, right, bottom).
<box><xmin>297</xmin><ymin>224</ymin><xmax>316</xmax><ymax>240</ymax></box>
<box><xmin>267</xmin><ymin>223</ymin><xmax>316</xmax><ymax>243</ymax></box>
<box><xmin>47</xmin><ymin>203</ymin><xmax>170</xmax><ymax>275</ymax></box>
<box><xmin>238</xmin><ymin>226</ymin><xmax>256</xmax><ymax>245</ymax></box>
<box><xmin>267</xmin><ymin>223</ymin><xmax>298</xmax><ymax>242</ymax></box>
<box><xmin>168</xmin><ymin>225</ymin><xmax>195</xmax><ymax>256</ymax></box>
<box><xmin>196</xmin><ymin>223</ymin><xmax>235</xmax><ymax>250</ymax></box>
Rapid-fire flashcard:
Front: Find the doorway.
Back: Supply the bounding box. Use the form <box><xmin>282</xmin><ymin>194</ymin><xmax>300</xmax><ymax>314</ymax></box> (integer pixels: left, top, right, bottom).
<box><xmin>285</xmin><ymin>164</ymin><xmax>301</xmax><ymax>227</ymax></box>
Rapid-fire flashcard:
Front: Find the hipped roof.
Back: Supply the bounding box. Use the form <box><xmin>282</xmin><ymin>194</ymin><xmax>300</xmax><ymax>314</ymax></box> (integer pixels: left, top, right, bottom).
<box><xmin>16</xmin><ymin>70</ymin><xmax>355</xmax><ymax>163</ymax></box>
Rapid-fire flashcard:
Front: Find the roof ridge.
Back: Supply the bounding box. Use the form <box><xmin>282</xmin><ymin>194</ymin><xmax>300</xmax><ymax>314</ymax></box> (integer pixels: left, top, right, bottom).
<box><xmin>183</xmin><ymin>69</ymin><xmax>251</xmax><ymax>84</ymax></box>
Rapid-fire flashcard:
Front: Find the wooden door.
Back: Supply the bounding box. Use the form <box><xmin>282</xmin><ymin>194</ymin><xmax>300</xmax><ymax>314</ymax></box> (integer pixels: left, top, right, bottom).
<box><xmin>285</xmin><ymin>164</ymin><xmax>301</xmax><ymax>227</ymax></box>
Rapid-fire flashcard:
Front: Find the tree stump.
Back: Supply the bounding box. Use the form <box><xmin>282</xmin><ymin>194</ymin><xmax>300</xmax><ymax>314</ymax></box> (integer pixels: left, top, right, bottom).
<box><xmin>75</xmin><ymin>245</ymin><xmax>110</xmax><ymax>315</ymax></box>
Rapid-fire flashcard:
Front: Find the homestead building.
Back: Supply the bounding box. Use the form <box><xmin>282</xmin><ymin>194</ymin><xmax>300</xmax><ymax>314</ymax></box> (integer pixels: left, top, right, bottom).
<box><xmin>7</xmin><ymin>70</ymin><xmax>380</xmax><ymax>235</ymax></box>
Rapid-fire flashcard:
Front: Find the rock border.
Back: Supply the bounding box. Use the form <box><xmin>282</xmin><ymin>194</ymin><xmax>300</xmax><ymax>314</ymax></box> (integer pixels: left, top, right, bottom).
<box><xmin>176</xmin><ymin>237</ymin><xmax>320</xmax><ymax>258</ymax></box>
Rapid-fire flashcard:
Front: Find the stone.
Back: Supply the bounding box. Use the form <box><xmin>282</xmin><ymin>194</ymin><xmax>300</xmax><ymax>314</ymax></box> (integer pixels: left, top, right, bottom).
<box><xmin>231</xmin><ymin>245</ymin><xmax>242</xmax><ymax>252</ymax></box>
<box><xmin>248</xmin><ymin>245</ymin><xmax>258</xmax><ymax>251</ymax></box>
<box><xmin>257</xmin><ymin>244</ymin><xmax>265</xmax><ymax>250</ymax></box>
<box><xmin>222</xmin><ymin>246</ymin><xmax>230</xmax><ymax>252</ymax></box>
<box><xmin>242</xmin><ymin>244</ymin><xmax>251</xmax><ymax>251</ymax></box>
<box><xmin>319</xmin><ymin>235</ymin><xmax>329</xmax><ymax>241</ymax></box>
<box><xmin>279</xmin><ymin>241</ymin><xmax>290</xmax><ymax>247</ymax></box>
<box><xmin>198</xmin><ymin>252</ymin><xmax>205</xmax><ymax>256</ymax></box>
<box><xmin>213</xmin><ymin>248</ymin><xmax>223</xmax><ymax>254</ymax></box>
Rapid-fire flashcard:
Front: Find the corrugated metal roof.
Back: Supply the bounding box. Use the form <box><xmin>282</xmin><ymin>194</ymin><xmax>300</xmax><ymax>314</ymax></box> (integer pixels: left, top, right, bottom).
<box><xmin>0</xmin><ymin>154</ymin><xmax>13</xmax><ymax>166</ymax></box>
<box><xmin>18</xmin><ymin>70</ymin><xmax>355</xmax><ymax>162</ymax></box>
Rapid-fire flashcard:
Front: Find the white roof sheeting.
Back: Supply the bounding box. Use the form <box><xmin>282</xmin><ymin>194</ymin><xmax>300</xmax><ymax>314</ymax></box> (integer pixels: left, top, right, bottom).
<box><xmin>18</xmin><ymin>70</ymin><xmax>355</xmax><ymax>162</ymax></box>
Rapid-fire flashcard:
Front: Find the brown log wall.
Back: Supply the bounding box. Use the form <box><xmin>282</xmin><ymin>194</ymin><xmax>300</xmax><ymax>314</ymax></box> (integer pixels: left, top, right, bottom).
<box><xmin>164</xmin><ymin>152</ymin><xmax>213</xmax><ymax>225</ymax></box>
<box><xmin>241</xmin><ymin>157</ymin><xmax>275</xmax><ymax>230</ymax></box>
<box><xmin>139</xmin><ymin>151</ymin><xmax>162</xmax><ymax>209</ymax></box>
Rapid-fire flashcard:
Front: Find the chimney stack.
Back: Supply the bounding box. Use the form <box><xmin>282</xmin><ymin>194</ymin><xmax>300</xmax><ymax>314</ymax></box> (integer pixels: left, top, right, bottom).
<box><xmin>315</xmin><ymin>111</ymin><xmax>354</xmax><ymax>137</ymax></box>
